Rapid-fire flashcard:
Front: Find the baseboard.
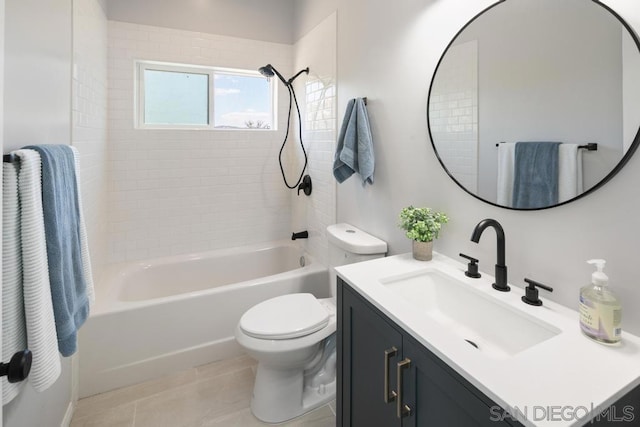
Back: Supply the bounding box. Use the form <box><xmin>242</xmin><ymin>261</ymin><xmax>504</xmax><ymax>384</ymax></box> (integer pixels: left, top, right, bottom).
<box><xmin>61</xmin><ymin>400</ymin><xmax>76</xmax><ymax>427</ymax></box>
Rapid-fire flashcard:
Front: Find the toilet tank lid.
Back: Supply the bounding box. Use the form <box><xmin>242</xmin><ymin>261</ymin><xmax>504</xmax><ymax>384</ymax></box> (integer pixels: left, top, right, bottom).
<box><xmin>326</xmin><ymin>223</ymin><xmax>387</xmax><ymax>255</ymax></box>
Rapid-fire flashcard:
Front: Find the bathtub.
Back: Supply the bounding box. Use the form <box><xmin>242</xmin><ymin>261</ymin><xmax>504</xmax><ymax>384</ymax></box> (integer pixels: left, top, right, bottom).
<box><xmin>78</xmin><ymin>241</ymin><xmax>329</xmax><ymax>398</ymax></box>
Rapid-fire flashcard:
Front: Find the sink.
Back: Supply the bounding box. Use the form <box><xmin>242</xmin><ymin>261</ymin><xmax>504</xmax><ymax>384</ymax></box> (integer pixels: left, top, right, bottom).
<box><xmin>380</xmin><ymin>267</ymin><xmax>561</xmax><ymax>359</ymax></box>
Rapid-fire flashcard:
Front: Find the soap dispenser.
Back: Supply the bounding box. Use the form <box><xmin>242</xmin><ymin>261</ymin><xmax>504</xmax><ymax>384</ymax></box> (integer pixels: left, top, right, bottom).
<box><xmin>579</xmin><ymin>259</ymin><xmax>622</xmax><ymax>344</ymax></box>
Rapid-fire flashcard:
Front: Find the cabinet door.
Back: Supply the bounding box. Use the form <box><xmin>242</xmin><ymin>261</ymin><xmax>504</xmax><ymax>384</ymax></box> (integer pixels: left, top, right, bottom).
<box><xmin>402</xmin><ymin>337</ymin><xmax>520</xmax><ymax>427</ymax></box>
<box><xmin>339</xmin><ymin>280</ymin><xmax>403</xmax><ymax>427</ymax></box>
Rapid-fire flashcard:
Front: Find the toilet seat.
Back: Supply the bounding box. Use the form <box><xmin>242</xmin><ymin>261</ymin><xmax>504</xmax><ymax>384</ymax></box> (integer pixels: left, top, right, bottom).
<box><xmin>239</xmin><ymin>293</ymin><xmax>330</xmax><ymax>340</ymax></box>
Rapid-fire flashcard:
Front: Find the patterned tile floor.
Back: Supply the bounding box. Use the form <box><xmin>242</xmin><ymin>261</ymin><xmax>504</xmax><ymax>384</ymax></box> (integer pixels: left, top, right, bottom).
<box><xmin>71</xmin><ymin>355</ymin><xmax>335</xmax><ymax>427</ymax></box>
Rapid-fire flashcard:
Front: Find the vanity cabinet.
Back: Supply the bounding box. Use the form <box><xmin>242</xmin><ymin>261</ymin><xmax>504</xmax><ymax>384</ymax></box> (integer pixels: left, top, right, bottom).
<box><xmin>338</xmin><ymin>278</ymin><xmax>403</xmax><ymax>426</ymax></box>
<box><xmin>337</xmin><ymin>278</ymin><xmax>521</xmax><ymax>427</ymax></box>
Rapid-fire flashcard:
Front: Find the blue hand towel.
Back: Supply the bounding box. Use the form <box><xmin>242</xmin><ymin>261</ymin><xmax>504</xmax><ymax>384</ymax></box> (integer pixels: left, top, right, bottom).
<box><xmin>333</xmin><ymin>98</ymin><xmax>375</xmax><ymax>185</ymax></box>
<box><xmin>24</xmin><ymin>144</ymin><xmax>89</xmax><ymax>357</ymax></box>
<box><xmin>512</xmin><ymin>142</ymin><xmax>561</xmax><ymax>209</ymax></box>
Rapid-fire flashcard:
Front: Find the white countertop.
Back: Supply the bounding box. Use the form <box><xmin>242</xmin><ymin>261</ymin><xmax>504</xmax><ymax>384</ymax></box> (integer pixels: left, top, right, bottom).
<box><xmin>335</xmin><ymin>252</ymin><xmax>640</xmax><ymax>427</ymax></box>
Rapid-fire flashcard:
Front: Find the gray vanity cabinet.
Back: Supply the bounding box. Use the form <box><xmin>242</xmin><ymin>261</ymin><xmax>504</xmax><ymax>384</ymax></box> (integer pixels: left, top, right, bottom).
<box><xmin>338</xmin><ymin>278</ymin><xmax>403</xmax><ymax>426</ymax></box>
<box><xmin>337</xmin><ymin>278</ymin><xmax>522</xmax><ymax>427</ymax></box>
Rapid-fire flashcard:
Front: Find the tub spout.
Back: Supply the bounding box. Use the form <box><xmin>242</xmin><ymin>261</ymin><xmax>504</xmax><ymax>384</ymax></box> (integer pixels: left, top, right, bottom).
<box><xmin>291</xmin><ymin>231</ymin><xmax>309</xmax><ymax>240</ymax></box>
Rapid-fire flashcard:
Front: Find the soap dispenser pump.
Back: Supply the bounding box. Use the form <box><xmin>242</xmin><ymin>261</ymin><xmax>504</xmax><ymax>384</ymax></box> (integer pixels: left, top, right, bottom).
<box><xmin>579</xmin><ymin>259</ymin><xmax>622</xmax><ymax>344</ymax></box>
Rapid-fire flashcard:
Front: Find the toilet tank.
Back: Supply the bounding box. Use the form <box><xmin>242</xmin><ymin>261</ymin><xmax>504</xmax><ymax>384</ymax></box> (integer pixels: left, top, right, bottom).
<box><xmin>326</xmin><ymin>223</ymin><xmax>387</xmax><ymax>298</ymax></box>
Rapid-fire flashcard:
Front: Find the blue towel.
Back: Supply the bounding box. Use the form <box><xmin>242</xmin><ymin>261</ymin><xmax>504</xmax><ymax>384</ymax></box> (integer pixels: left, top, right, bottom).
<box><xmin>333</xmin><ymin>98</ymin><xmax>375</xmax><ymax>185</ymax></box>
<box><xmin>24</xmin><ymin>145</ymin><xmax>89</xmax><ymax>357</ymax></box>
<box><xmin>512</xmin><ymin>142</ymin><xmax>561</xmax><ymax>209</ymax></box>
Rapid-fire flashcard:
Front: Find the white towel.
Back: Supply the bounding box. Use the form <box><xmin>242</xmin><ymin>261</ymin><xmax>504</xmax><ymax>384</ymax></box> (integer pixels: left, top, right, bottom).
<box><xmin>558</xmin><ymin>144</ymin><xmax>583</xmax><ymax>203</ymax></box>
<box><xmin>2</xmin><ymin>162</ymin><xmax>27</xmax><ymax>404</ymax></box>
<box><xmin>70</xmin><ymin>146</ymin><xmax>95</xmax><ymax>307</ymax></box>
<box><xmin>496</xmin><ymin>143</ymin><xmax>516</xmax><ymax>207</ymax></box>
<box><xmin>14</xmin><ymin>149</ymin><xmax>61</xmax><ymax>392</ymax></box>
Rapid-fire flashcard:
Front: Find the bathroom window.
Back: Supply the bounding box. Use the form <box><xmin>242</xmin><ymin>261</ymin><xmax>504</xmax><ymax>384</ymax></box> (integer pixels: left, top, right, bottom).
<box><xmin>136</xmin><ymin>61</ymin><xmax>274</xmax><ymax>130</ymax></box>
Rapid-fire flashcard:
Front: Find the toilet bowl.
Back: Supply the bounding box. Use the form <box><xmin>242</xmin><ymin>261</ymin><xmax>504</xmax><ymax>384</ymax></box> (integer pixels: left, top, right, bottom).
<box><xmin>234</xmin><ymin>224</ymin><xmax>387</xmax><ymax>423</ymax></box>
<box><xmin>235</xmin><ymin>295</ymin><xmax>337</xmax><ymax>423</ymax></box>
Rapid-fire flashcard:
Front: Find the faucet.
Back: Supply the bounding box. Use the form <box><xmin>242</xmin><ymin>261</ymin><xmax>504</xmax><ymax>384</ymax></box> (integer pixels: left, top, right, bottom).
<box><xmin>291</xmin><ymin>230</ymin><xmax>309</xmax><ymax>240</ymax></box>
<box><xmin>470</xmin><ymin>219</ymin><xmax>510</xmax><ymax>292</ymax></box>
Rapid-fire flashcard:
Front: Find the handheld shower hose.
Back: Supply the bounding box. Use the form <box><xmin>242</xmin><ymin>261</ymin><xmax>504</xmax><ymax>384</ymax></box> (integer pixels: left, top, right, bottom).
<box><xmin>259</xmin><ymin>64</ymin><xmax>309</xmax><ymax>189</ymax></box>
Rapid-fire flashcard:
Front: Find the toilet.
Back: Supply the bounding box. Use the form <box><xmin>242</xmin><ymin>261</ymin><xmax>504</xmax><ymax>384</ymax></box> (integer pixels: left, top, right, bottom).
<box><xmin>234</xmin><ymin>223</ymin><xmax>387</xmax><ymax>423</ymax></box>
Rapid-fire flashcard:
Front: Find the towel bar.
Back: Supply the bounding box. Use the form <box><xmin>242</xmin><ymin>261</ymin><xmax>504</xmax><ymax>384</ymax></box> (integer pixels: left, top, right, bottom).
<box><xmin>495</xmin><ymin>142</ymin><xmax>598</xmax><ymax>151</ymax></box>
<box><xmin>578</xmin><ymin>143</ymin><xmax>598</xmax><ymax>151</ymax></box>
<box><xmin>3</xmin><ymin>154</ymin><xmax>18</xmax><ymax>163</ymax></box>
<box><xmin>0</xmin><ymin>349</ymin><xmax>32</xmax><ymax>383</ymax></box>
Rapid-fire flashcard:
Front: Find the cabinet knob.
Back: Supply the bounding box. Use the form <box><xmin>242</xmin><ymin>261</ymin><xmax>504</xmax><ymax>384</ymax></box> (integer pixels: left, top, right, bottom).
<box><xmin>383</xmin><ymin>347</ymin><xmax>397</xmax><ymax>403</ymax></box>
<box><xmin>397</xmin><ymin>358</ymin><xmax>412</xmax><ymax>418</ymax></box>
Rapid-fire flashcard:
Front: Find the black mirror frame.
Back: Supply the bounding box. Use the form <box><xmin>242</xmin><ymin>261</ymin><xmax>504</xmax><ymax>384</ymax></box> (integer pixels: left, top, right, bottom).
<box><xmin>426</xmin><ymin>0</ymin><xmax>640</xmax><ymax>211</ymax></box>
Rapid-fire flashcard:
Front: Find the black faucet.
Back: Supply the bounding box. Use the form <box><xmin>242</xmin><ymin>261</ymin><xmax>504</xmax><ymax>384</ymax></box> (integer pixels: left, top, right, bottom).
<box><xmin>470</xmin><ymin>219</ymin><xmax>510</xmax><ymax>292</ymax></box>
<box><xmin>291</xmin><ymin>230</ymin><xmax>309</xmax><ymax>240</ymax></box>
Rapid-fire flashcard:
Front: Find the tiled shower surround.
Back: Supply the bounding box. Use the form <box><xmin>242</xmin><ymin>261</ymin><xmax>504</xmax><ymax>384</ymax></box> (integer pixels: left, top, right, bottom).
<box><xmin>291</xmin><ymin>13</ymin><xmax>337</xmax><ymax>267</ymax></box>
<box><xmin>107</xmin><ymin>22</ymin><xmax>297</xmax><ymax>263</ymax></box>
<box><xmin>73</xmin><ymin>0</ymin><xmax>109</xmax><ymax>281</ymax></box>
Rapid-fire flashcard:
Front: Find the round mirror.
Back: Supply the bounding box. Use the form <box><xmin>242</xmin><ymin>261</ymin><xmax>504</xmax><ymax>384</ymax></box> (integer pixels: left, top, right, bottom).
<box><xmin>427</xmin><ymin>0</ymin><xmax>640</xmax><ymax>210</ymax></box>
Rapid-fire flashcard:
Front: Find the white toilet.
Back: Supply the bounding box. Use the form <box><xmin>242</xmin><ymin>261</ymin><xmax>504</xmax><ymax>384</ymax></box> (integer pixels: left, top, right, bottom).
<box><xmin>234</xmin><ymin>223</ymin><xmax>387</xmax><ymax>423</ymax></box>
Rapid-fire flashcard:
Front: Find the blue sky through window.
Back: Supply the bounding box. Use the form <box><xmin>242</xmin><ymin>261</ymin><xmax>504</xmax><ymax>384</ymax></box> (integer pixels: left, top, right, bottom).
<box><xmin>214</xmin><ymin>73</ymin><xmax>272</xmax><ymax>129</ymax></box>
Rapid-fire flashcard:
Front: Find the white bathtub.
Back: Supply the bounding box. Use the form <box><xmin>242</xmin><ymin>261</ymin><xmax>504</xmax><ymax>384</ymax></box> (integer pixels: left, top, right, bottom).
<box><xmin>78</xmin><ymin>241</ymin><xmax>329</xmax><ymax>398</ymax></box>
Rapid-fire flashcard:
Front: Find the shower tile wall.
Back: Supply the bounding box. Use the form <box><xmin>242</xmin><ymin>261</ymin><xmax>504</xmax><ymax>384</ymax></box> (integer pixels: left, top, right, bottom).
<box><xmin>73</xmin><ymin>0</ymin><xmax>109</xmax><ymax>280</ymax></box>
<box><xmin>291</xmin><ymin>13</ymin><xmax>337</xmax><ymax>266</ymax></box>
<box><xmin>107</xmin><ymin>22</ymin><xmax>294</xmax><ymax>263</ymax></box>
<box><xmin>428</xmin><ymin>40</ymin><xmax>478</xmax><ymax>194</ymax></box>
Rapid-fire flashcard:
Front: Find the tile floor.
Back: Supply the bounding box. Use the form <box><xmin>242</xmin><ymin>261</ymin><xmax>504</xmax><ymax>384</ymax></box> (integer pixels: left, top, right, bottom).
<box><xmin>71</xmin><ymin>354</ymin><xmax>336</xmax><ymax>427</ymax></box>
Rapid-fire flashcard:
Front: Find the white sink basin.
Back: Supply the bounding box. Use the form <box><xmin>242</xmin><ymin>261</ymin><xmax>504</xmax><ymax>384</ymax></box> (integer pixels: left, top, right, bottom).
<box><xmin>380</xmin><ymin>267</ymin><xmax>561</xmax><ymax>359</ymax></box>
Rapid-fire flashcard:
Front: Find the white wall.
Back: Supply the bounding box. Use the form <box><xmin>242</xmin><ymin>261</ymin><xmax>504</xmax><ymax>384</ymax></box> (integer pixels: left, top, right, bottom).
<box><xmin>320</xmin><ymin>0</ymin><xmax>640</xmax><ymax>336</ymax></box>
<box><xmin>71</xmin><ymin>0</ymin><xmax>108</xmax><ymax>417</ymax></box>
<box><xmin>106</xmin><ymin>0</ymin><xmax>295</xmax><ymax>44</ymax></box>
<box><xmin>107</xmin><ymin>22</ymin><xmax>294</xmax><ymax>263</ymax></box>
<box><xmin>95</xmin><ymin>0</ymin><xmax>106</xmax><ymax>14</ymax></box>
<box><xmin>291</xmin><ymin>13</ymin><xmax>337</xmax><ymax>266</ymax></box>
<box><xmin>623</xmin><ymin>28</ymin><xmax>640</xmax><ymax>153</ymax></box>
<box><xmin>3</xmin><ymin>0</ymin><xmax>74</xmax><ymax>425</ymax></box>
<box><xmin>293</xmin><ymin>0</ymin><xmax>337</xmax><ymax>42</ymax></box>
<box><xmin>3</xmin><ymin>0</ymin><xmax>72</xmax><ymax>151</ymax></box>
<box><xmin>72</xmin><ymin>0</ymin><xmax>109</xmax><ymax>285</ymax></box>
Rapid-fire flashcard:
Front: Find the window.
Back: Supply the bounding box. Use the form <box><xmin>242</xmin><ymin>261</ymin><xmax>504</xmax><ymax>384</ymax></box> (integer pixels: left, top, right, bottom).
<box><xmin>214</xmin><ymin>72</ymin><xmax>273</xmax><ymax>129</ymax></box>
<box><xmin>136</xmin><ymin>61</ymin><xmax>274</xmax><ymax>130</ymax></box>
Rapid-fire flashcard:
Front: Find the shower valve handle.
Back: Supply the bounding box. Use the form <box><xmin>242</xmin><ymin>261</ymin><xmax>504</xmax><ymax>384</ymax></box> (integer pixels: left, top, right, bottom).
<box><xmin>297</xmin><ymin>175</ymin><xmax>312</xmax><ymax>196</ymax></box>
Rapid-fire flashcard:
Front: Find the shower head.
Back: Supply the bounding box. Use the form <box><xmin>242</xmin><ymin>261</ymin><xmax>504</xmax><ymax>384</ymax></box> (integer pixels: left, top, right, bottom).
<box><xmin>258</xmin><ymin>64</ymin><xmax>310</xmax><ymax>86</ymax></box>
<box><xmin>258</xmin><ymin>64</ymin><xmax>275</xmax><ymax>77</ymax></box>
<box><xmin>258</xmin><ymin>64</ymin><xmax>288</xmax><ymax>85</ymax></box>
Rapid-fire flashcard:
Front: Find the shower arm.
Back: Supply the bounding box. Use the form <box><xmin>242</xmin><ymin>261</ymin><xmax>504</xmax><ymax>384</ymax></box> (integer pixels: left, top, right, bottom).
<box><xmin>287</xmin><ymin>68</ymin><xmax>310</xmax><ymax>86</ymax></box>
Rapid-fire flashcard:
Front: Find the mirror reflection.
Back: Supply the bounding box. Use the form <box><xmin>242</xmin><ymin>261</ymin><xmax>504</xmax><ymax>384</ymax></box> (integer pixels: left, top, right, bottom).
<box><xmin>428</xmin><ymin>0</ymin><xmax>640</xmax><ymax>209</ymax></box>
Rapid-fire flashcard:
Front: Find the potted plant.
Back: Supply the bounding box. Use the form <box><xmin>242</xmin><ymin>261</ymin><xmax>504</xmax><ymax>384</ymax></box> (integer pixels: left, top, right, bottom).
<box><xmin>398</xmin><ymin>206</ymin><xmax>449</xmax><ymax>261</ymax></box>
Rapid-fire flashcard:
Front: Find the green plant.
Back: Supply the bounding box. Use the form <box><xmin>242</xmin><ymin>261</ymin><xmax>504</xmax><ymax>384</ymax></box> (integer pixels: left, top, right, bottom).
<box><xmin>398</xmin><ymin>206</ymin><xmax>449</xmax><ymax>242</ymax></box>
